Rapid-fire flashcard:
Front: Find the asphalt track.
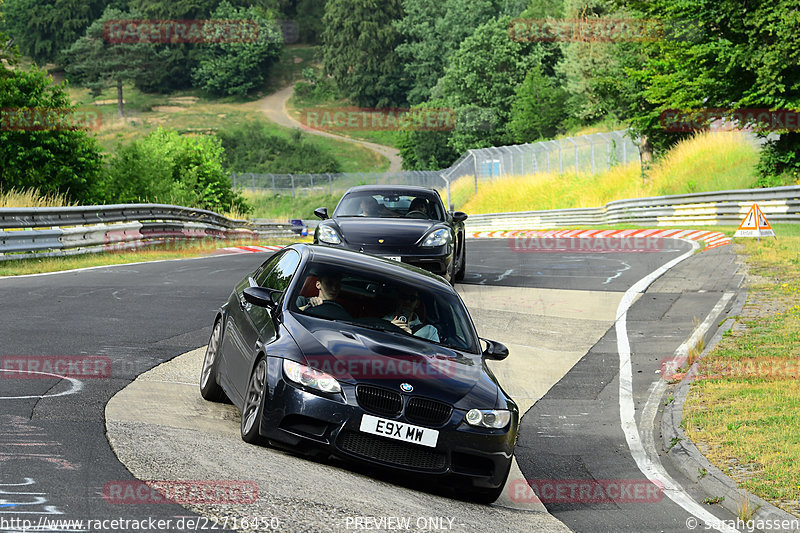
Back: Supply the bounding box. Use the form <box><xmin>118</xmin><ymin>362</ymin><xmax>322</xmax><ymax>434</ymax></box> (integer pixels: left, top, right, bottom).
<box><xmin>0</xmin><ymin>238</ymin><xmax>745</xmax><ymax>532</ymax></box>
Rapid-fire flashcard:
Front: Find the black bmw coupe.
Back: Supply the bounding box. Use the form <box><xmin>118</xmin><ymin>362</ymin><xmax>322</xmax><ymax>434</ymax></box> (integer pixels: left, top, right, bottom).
<box><xmin>200</xmin><ymin>244</ymin><xmax>517</xmax><ymax>502</ymax></box>
<box><xmin>312</xmin><ymin>185</ymin><xmax>468</xmax><ymax>283</ymax></box>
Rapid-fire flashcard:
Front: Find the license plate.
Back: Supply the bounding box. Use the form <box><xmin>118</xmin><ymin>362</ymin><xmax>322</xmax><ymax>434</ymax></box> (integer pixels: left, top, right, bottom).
<box><xmin>359</xmin><ymin>414</ymin><xmax>439</xmax><ymax>448</ymax></box>
<box><xmin>383</xmin><ymin>256</ymin><xmax>401</xmax><ymax>262</ymax></box>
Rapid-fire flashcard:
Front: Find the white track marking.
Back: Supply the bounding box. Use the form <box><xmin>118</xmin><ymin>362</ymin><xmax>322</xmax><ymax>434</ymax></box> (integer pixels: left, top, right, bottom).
<box><xmin>0</xmin><ymin>369</ymin><xmax>83</xmax><ymax>400</ymax></box>
<box><xmin>615</xmin><ymin>241</ymin><xmax>739</xmax><ymax>533</ymax></box>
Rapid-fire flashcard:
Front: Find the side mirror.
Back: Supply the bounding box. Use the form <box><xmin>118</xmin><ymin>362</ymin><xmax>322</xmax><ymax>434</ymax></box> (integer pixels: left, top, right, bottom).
<box><xmin>451</xmin><ymin>211</ymin><xmax>468</xmax><ymax>223</ymax></box>
<box><xmin>481</xmin><ymin>338</ymin><xmax>509</xmax><ymax>361</ymax></box>
<box><xmin>243</xmin><ymin>287</ymin><xmax>280</xmax><ymax>309</ymax></box>
<box><xmin>314</xmin><ymin>207</ymin><xmax>329</xmax><ymax>220</ymax></box>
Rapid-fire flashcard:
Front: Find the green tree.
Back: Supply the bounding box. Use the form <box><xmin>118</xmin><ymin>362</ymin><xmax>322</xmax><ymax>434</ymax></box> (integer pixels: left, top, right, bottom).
<box><xmin>63</xmin><ymin>7</ymin><xmax>152</xmax><ymax>118</ymax></box>
<box><xmin>435</xmin><ymin>16</ymin><xmax>542</xmax><ymax>153</ymax></box>
<box><xmin>0</xmin><ymin>0</ymin><xmax>20</xmax><ymax>71</ymax></box>
<box><xmin>616</xmin><ymin>0</ymin><xmax>800</xmax><ymax>169</ymax></box>
<box><xmin>552</xmin><ymin>0</ymin><xmax>666</xmax><ymax>160</ymax></box>
<box><xmin>395</xmin><ymin>0</ymin><xmax>498</xmax><ymax>105</ymax></box>
<box><xmin>125</xmin><ymin>0</ymin><xmax>218</xmax><ymax>93</ymax></box>
<box><xmin>104</xmin><ymin>127</ymin><xmax>248</xmax><ymax>212</ymax></box>
<box><xmin>0</xmin><ymin>67</ymin><xmax>104</xmax><ymax>202</ymax></box>
<box><xmin>321</xmin><ymin>0</ymin><xmax>408</xmax><ymax>107</ymax></box>
<box><xmin>508</xmin><ymin>66</ymin><xmax>569</xmax><ymax>142</ymax></box>
<box><xmin>192</xmin><ymin>2</ymin><xmax>283</xmax><ymax>97</ymax></box>
<box><xmin>396</xmin><ymin>99</ymin><xmax>459</xmax><ymax>170</ymax></box>
<box><xmin>2</xmin><ymin>0</ymin><xmax>107</xmax><ymax>64</ymax></box>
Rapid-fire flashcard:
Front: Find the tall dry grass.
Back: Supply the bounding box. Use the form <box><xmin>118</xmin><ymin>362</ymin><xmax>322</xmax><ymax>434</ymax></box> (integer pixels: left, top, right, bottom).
<box><xmin>0</xmin><ymin>188</ymin><xmax>75</xmax><ymax>208</ymax></box>
<box><xmin>458</xmin><ymin>131</ymin><xmax>760</xmax><ymax>214</ymax></box>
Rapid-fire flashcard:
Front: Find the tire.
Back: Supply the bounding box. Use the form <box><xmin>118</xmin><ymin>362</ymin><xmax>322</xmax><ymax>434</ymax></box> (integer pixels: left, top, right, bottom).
<box><xmin>199</xmin><ymin>319</ymin><xmax>226</xmax><ymax>402</ymax></box>
<box><xmin>467</xmin><ymin>459</ymin><xmax>511</xmax><ymax>504</ymax></box>
<box><xmin>468</xmin><ymin>484</ymin><xmax>505</xmax><ymax>505</ymax></box>
<box><xmin>241</xmin><ymin>357</ymin><xmax>268</xmax><ymax>445</ymax></box>
<box><xmin>454</xmin><ymin>238</ymin><xmax>466</xmax><ymax>282</ymax></box>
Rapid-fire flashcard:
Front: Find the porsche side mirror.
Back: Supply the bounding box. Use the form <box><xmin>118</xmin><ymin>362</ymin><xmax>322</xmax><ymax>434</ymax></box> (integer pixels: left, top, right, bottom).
<box><xmin>314</xmin><ymin>207</ymin><xmax>329</xmax><ymax>220</ymax></box>
<box><xmin>481</xmin><ymin>338</ymin><xmax>509</xmax><ymax>361</ymax></box>
<box><xmin>451</xmin><ymin>211</ymin><xmax>468</xmax><ymax>223</ymax></box>
<box><xmin>243</xmin><ymin>287</ymin><xmax>280</xmax><ymax>310</ymax></box>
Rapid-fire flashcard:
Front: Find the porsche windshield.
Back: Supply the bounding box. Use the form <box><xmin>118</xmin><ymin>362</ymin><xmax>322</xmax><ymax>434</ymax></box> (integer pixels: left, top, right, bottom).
<box><xmin>334</xmin><ymin>191</ymin><xmax>445</xmax><ymax>221</ymax></box>
<box><xmin>289</xmin><ymin>264</ymin><xmax>478</xmax><ymax>352</ymax></box>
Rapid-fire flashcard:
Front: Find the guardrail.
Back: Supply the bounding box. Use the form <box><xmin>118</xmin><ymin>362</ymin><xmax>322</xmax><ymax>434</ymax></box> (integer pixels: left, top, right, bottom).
<box><xmin>2</xmin><ymin>186</ymin><xmax>798</xmax><ymax>260</ymax></box>
<box><xmin>464</xmin><ymin>185</ymin><xmax>800</xmax><ymax>231</ymax></box>
<box><xmin>0</xmin><ymin>204</ymin><xmax>300</xmax><ymax>261</ymax></box>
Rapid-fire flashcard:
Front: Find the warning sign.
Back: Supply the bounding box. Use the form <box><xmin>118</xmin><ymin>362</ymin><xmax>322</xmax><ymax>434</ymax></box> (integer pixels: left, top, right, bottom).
<box><xmin>734</xmin><ymin>204</ymin><xmax>775</xmax><ymax>238</ymax></box>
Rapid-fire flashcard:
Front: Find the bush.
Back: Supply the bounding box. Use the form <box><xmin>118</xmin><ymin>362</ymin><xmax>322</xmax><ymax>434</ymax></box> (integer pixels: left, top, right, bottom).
<box><xmin>0</xmin><ymin>67</ymin><xmax>104</xmax><ymax>204</ymax></box>
<box><xmin>217</xmin><ymin>122</ymin><xmax>341</xmax><ymax>174</ymax></box>
<box><xmin>756</xmin><ymin>133</ymin><xmax>800</xmax><ymax>187</ymax></box>
<box><xmin>103</xmin><ymin>127</ymin><xmax>249</xmax><ymax>213</ymax></box>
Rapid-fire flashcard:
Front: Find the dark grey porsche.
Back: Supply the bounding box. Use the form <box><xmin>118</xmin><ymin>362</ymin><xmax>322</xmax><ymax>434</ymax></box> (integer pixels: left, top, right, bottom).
<box><xmin>312</xmin><ymin>185</ymin><xmax>468</xmax><ymax>283</ymax></box>
<box><xmin>200</xmin><ymin>244</ymin><xmax>518</xmax><ymax>502</ymax></box>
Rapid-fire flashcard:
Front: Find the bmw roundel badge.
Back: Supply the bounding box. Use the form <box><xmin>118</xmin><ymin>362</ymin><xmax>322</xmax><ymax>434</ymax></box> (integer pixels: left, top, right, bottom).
<box><xmin>400</xmin><ymin>383</ymin><xmax>413</xmax><ymax>392</ymax></box>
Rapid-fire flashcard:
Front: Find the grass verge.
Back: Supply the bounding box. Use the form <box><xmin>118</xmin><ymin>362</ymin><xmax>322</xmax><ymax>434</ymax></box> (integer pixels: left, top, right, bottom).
<box><xmin>683</xmin><ymin>230</ymin><xmax>800</xmax><ymax>517</ymax></box>
<box><xmin>243</xmin><ymin>190</ymin><xmax>342</xmax><ymax>220</ymax></box>
<box><xmin>286</xmin><ymin>91</ymin><xmax>401</xmax><ymax>149</ymax></box>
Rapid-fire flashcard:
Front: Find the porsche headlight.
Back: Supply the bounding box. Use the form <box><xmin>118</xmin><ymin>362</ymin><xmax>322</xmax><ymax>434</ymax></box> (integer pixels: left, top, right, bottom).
<box><xmin>283</xmin><ymin>360</ymin><xmax>341</xmax><ymax>394</ymax></box>
<box><xmin>465</xmin><ymin>409</ymin><xmax>512</xmax><ymax>429</ymax></box>
<box><xmin>422</xmin><ymin>228</ymin><xmax>450</xmax><ymax>247</ymax></box>
<box><xmin>317</xmin><ymin>225</ymin><xmax>341</xmax><ymax>245</ymax></box>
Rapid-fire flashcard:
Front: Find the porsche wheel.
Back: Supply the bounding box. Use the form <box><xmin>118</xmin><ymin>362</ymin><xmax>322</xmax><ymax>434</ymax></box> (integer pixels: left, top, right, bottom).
<box><xmin>454</xmin><ymin>239</ymin><xmax>466</xmax><ymax>282</ymax></box>
<box><xmin>199</xmin><ymin>319</ymin><xmax>226</xmax><ymax>402</ymax></box>
<box><xmin>241</xmin><ymin>357</ymin><xmax>268</xmax><ymax>445</ymax></box>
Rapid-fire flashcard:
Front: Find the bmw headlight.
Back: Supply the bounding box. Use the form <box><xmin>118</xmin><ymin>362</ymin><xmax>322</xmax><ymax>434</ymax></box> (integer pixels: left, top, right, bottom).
<box><xmin>283</xmin><ymin>360</ymin><xmax>341</xmax><ymax>394</ymax></box>
<box><xmin>422</xmin><ymin>228</ymin><xmax>450</xmax><ymax>247</ymax></box>
<box><xmin>465</xmin><ymin>409</ymin><xmax>512</xmax><ymax>429</ymax></box>
<box><xmin>317</xmin><ymin>225</ymin><xmax>341</xmax><ymax>245</ymax></box>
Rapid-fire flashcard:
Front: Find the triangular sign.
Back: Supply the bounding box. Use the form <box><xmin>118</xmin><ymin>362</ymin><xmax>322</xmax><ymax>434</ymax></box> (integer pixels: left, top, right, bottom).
<box><xmin>734</xmin><ymin>204</ymin><xmax>775</xmax><ymax>238</ymax></box>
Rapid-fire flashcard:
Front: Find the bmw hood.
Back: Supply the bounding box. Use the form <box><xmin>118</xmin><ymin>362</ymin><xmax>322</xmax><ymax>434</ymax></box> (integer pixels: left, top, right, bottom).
<box><xmin>331</xmin><ymin>218</ymin><xmax>441</xmax><ymax>247</ymax></box>
<box><xmin>286</xmin><ymin>314</ymin><xmax>499</xmax><ymax>409</ymax></box>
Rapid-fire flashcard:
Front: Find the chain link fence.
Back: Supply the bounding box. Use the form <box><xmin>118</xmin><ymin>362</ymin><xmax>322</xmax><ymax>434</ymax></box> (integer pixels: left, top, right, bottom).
<box><xmin>231</xmin><ymin>171</ymin><xmax>444</xmax><ymax>197</ymax></box>
<box><xmin>232</xmin><ymin>130</ymin><xmax>642</xmax><ymax>203</ymax></box>
<box><xmin>441</xmin><ymin>130</ymin><xmax>639</xmax><ymax>187</ymax></box>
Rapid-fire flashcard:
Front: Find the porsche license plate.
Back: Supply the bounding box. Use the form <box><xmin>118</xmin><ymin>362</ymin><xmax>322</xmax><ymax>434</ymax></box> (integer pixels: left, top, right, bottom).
<box><xmin>359</xmin><ymin>414</ymin><xmax>438</xmax><ymax>448</ymax></box>
<box><xmin>383</xmin><ymin>256</ymin><xmax>401</xmax><ymax>262</ymax></box>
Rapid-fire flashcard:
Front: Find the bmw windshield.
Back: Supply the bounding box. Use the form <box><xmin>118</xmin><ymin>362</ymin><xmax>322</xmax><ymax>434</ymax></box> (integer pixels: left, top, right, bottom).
<box><xmin>288</xmin><ymin>262</ymin><xmax>478</xmax><ymax>353</ymax></box>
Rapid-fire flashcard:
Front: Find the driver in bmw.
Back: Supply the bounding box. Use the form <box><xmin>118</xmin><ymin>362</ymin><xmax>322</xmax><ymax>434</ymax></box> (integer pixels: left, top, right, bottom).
<box><xmin>297</xmin><ymin>274</ymin><xmax>342</xmax><ymax>311</ymax></box>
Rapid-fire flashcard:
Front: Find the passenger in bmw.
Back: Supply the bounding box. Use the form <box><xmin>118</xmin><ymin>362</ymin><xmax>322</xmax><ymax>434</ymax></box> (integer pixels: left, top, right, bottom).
<box><xmin>296</xmin><ymin>274</ymin><xmax>350</xmax><ymax>319</ymax></box>
<box><xmin>384</xmin><ymin>290</ymin><xmax>440</xmax><ymax>342</ymax></box>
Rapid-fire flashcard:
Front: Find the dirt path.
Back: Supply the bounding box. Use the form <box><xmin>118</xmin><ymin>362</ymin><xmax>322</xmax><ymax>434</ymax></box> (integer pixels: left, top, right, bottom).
<box><xmin>254</xmin><ymin>84</ymin><xmax>403</xmax><ymax>172</ymax></box>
